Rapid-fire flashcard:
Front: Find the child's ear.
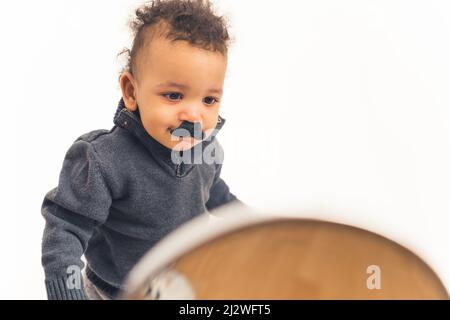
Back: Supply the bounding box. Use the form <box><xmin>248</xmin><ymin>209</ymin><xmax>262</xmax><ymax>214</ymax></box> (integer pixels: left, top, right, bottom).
<box><xmin>119</xmin><ymin>71</ymin><xmax>138</xmax><ymax>111</ymax></box>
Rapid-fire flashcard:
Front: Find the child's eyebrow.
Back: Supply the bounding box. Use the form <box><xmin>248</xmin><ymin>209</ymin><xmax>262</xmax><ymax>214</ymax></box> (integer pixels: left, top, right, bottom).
<box><xmin>157</xmin><ymin>81</ymin><xmax>222</xmax><ymax>95</ymax></box>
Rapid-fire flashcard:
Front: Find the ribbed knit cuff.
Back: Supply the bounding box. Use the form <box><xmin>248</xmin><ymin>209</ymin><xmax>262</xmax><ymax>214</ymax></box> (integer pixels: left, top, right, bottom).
<box><xmin>45</xmin><ymin>275</ymin><xmax>88</xmax><ymax>300</ymax></box>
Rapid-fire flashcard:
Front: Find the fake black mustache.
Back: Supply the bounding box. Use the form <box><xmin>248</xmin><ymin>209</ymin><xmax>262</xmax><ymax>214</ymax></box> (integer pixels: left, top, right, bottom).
<box><xmin>170</xmin><ymin>121</ymin><xmax>205</xmax><ymax>140</ymax></box>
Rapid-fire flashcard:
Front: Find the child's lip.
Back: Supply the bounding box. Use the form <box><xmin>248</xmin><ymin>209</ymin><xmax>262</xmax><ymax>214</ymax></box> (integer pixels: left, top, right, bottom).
<box><xmin>168</xmin><ymin>127</ymin><xmax>178</xmax><ymax>135</ymax></box>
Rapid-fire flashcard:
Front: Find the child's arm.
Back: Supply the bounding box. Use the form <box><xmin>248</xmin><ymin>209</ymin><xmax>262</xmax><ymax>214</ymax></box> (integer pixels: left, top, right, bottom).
<box><xmin>41</xmin><ymin>138</ymin><xmax>112</xmax><ymax>300</ymax></box>
<box><xmin>205</xmin><ymin>163</ymin><xmax>241</xmax><ymax>211</ymax></box>
<box><xmin>205</xmin><ymin>140</ymin><xmax>242</xmax><ymax>211</ymax></box>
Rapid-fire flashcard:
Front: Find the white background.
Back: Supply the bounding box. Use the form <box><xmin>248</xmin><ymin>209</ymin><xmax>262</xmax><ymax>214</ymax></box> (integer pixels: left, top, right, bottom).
<box><xmin>2</xmin><ymin>0</ymin><xmax>450</xmax><ymax>299</ymax></box>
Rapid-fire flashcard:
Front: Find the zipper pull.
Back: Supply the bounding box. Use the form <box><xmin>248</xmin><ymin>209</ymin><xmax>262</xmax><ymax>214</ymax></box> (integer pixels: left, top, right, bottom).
<box><xmin>176</xmin><ymin>163</ymin><xmax>182</xmax><ymax>177</ymax></box>
<box><xmin>176</xmin><ymin>151</ymin><xmax>183</xmax><ymax>177</ymax></box>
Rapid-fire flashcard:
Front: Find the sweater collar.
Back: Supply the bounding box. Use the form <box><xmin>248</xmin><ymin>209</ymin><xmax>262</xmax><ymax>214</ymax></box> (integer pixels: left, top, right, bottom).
<box><xmin>113</xmin><ymin>98</ymin><xmax>225</xmax><ymax>177</ymax></box>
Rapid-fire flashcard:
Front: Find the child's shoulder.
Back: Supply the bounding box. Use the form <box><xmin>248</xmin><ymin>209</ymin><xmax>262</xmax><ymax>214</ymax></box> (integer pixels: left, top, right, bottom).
<box><xmin>66</xmin><ymin>127</ymin><xmax>129</xmax><ymax>171</ymax></box>
<box><xmin>76</xmin><ymin>129</ymin><xmax>111</xmax><ymax>143</ymax></box>
<box><xmin>71</xmin><ymin>126</ymin><xmax>136</xmax><ymax>159</ymax></box>
<box><xmin>74</xmin><ymin>126</ymin><xmax>127</xmax><ymax>147</ymax></box>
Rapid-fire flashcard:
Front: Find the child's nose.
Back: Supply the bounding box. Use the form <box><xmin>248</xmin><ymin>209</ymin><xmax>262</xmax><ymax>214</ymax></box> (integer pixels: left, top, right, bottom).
<box><xmin>179</xmin><ymin>104</ymin><xmax>203</xmax><ymax>126</ymax></box>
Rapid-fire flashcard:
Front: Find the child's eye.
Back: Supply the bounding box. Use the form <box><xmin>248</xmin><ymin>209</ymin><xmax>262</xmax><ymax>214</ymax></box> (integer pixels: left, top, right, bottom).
<box><xmin>203</xmin><ymin>96</ymin><xmax>219</xmax><ymax>106</ymax></box>
<box><xmin>163</xmin><ymin>92</ymin><xmax>183</xmax><ymax>101</ymax></box>
<box><xmin>162</xmin><ymin>93</ymin><xmax>219</xmax><ymax>105</ymax></box>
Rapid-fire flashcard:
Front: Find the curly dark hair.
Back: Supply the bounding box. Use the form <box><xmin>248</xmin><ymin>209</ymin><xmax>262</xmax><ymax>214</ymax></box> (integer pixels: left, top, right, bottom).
<box><xmin>118</xmin><ymin>0</ymin><xmax>232</xmax><ymax>79</ymax></box>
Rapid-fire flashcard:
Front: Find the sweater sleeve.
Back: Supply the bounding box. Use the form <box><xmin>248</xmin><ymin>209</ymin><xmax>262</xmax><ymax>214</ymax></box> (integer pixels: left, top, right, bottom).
<box><xmin>205</xmin><ymin>139</ymin><xmax>243</xmax><ymax>211</ymax></box>
<box><xmin>41</xmin><ymin>139</ymin><xmax>112</xmax><ymax>300</ymax></box>
<box><xmin>205</xmin><ymin>162</ymin><xmax>241</xmax><ymax>211</ymax></box>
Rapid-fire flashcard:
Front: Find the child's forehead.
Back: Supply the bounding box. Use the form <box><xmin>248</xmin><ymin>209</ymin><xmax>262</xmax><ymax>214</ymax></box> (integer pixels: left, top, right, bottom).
<box><xmin>147</xmin><ymin>36</ymin><xmax>226</xmax><ymax>62</ymax></box>
<box><xmin>135</xmin><ymin>36</ymin><xmax>227</xmax><ymax>82</ymax></box>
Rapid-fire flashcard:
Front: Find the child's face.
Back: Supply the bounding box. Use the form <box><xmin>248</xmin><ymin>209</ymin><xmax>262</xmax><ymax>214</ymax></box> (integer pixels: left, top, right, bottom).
<box><xmin>120</xmin><ymin>36</ymin><xmax>227</xmax><ymax>151</ymax></box>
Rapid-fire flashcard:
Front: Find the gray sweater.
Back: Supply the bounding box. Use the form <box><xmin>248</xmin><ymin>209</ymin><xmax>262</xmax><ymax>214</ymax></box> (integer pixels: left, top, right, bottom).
<box><xmin>41</xmin><ymin>98</ymin><xmax>239</xmax><ymax>300</ymax></box>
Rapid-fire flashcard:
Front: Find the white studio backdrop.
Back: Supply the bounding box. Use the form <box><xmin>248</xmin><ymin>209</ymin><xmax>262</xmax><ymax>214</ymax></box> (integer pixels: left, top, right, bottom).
<box><xmin>2</xmin><ymin>0</ymin><xmax>450</xmax><ymax>299</ymax></box>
